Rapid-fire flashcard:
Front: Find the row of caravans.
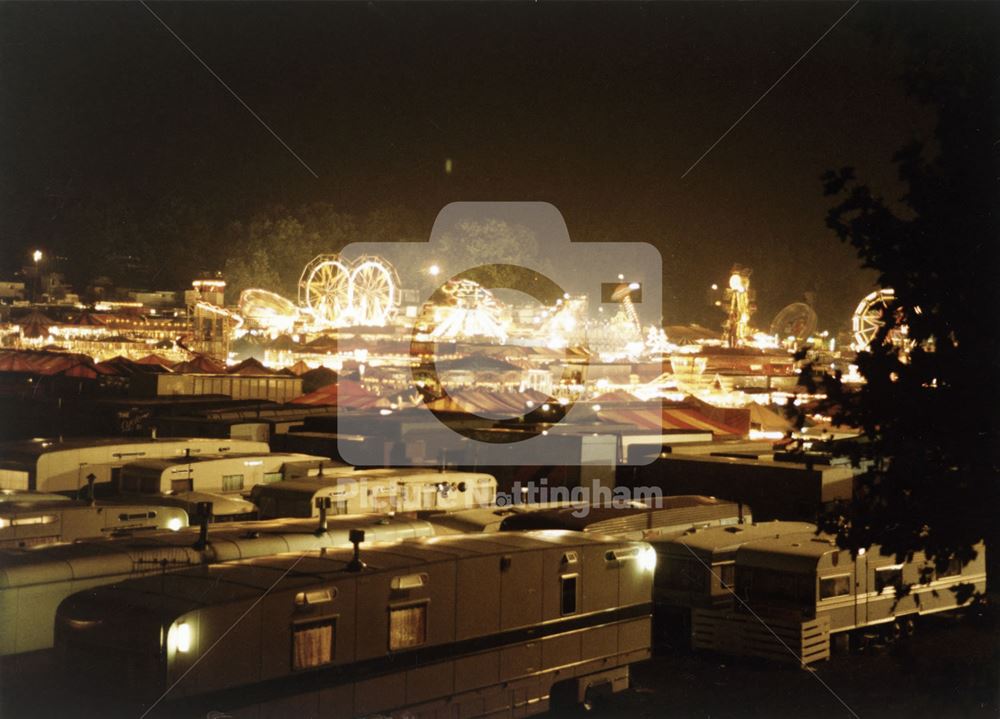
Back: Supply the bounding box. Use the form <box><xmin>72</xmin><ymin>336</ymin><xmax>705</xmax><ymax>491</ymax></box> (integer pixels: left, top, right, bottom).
<box><xmin>55</xmin><ymin>532</ymin><xmax>657</xmax><ymax>719</ymax></box>
<box><xmin>41</xmin><ymin>520</ymin><xmax>990</xmax><ymax>719</ymax></box>
<box><xmin>0</xmin><ymin>513</ymin><xmax>435</xmax><ymax>657</ymax></box>
<box><xmin>0</xmin><ymin>437</ymin><xmax>271</xmax><ymax>494</ymax></box>
<box><xmin>0</xmin><ymin>495</ymin><xmax>744</xmax><ymax>659</ymax></box>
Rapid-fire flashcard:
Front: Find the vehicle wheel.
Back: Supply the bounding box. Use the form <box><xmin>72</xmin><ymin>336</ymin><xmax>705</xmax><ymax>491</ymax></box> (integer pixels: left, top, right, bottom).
<box><xmin>882</xmin><ymin>621</ymin><xmax>903</xmax><ymax>643</ymax></box>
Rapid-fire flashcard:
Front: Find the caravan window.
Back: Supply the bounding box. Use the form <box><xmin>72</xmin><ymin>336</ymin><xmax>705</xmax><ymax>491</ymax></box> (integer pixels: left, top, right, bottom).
<box><xmin>937</xmin><ymin>558</ymin><xmax>962</xmax><ymax>578</ymax></box>
<box><xmin>292</xmin><ymin>619</ymin><xmax>335</xmax><ymax>670</ymax></box>
<box><xmin>561</xmin><ymin>575</ymin><xmax>578</xmax><ymax>615</ymax></box>
<box><xmin>662</xmin><ymin>558</ymin><xmax>707</xmax><ymax>592</ymax></box>
<box><xmin>875</xmin><ymin>566</ymin><xmax>903</xmax><ymax>594</ymax></box>
<box><xmin>169</xmin><ymin>478</ymin><xmax>191</xmax><ymax>493</ymax></box>
<box><xmin>718</xmin><ymin>563</ymin><xmax>735</xmax><ymax>589</ymax></box>
<box><xmin>741</xmin><ymin>567</ymin><xmax>814</xmax><ymax>604</ymax></box>
<box><xmin>819</xmin><ymin>575</ymin><xmax>852</xmax><ymax>599</ymax></box>
<box><xmin>389</xmin><ymin>603</ymin><xmax>427</xmax><ymax>650</ymax></box>
<box><xmin>222</xmin><ymin>474</ymin><xmax>245</xmax><ymax>492</ymax></box>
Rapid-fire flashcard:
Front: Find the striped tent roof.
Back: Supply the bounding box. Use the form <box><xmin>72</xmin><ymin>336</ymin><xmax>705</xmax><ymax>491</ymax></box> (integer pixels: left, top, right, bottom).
<box><xmin>291</xmin><ymin>379</ymin><xmax>381</xmax><ymax>408</ymax></box>
<box><xmin>596</xmin><ymin>403</ymin><xmax>746</xmax><ymax>438</ymax></box>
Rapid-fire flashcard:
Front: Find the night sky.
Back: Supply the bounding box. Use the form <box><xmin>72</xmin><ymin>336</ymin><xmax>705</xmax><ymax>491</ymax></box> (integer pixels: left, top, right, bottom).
<box><xmin>1</xmin><ymin>2</ymin><xmax>994</xmax><ymax>328</ymax></box>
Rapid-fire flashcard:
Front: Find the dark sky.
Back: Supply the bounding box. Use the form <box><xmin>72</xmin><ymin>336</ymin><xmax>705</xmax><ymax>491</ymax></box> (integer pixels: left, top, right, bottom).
<box><xmin>1</xmin><ymin>2</ymin><xmax>994</xmax><ymax>329</ymax></box>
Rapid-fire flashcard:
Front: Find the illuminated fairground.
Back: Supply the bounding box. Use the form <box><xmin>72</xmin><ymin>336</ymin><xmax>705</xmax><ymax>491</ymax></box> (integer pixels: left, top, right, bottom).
<box><xmin>0</xmin><ymin>252</ymin><xmax>891</xmax><ymax>438</ymax></box>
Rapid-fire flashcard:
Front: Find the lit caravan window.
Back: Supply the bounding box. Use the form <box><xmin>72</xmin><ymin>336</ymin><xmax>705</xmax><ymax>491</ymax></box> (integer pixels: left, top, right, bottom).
<box><xmin>819</xmin><ymin>575</ymin><xmax>852</xmax><ymax>599</ymax></box>
<box><xmin>222</xmin><ymin>474</ymin><xmax>245</xmax><ymax>492</ymax></box>
<box><xmin>561</xmin><ymin>575</ymin><xmax>578</xmax><ymax>615</ymax></box>
<box><xmin>875</xmin><ymin>566</ymin><xmax>903</xmax><ymax>594</ymax></box>
<box><xmin>292</xmin><ymin>619</ymin><xmax>335</xmax><ymax>670</ymax></box>
<box><xmin>389</xmin><ymin>603</ymin><xmax>427</xmax><ymax>650</ymax></box>
<box><xmin>262</xmin><ymin>472</ymin><xmax>283</xmax><ymax>485</ymax></box>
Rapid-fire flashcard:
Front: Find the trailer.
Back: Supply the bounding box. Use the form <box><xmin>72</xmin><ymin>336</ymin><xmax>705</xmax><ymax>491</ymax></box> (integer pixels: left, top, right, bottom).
<box><xmin>117</xmin><ymin>452</ymin><xmax>328</xmax><ymax>496</ymax></box>
<box><xmin>250</xmin><ymin>468</ymin><xmax>498</xmax><ymax>518</ymax></box>
<box><xmin>691</xmin><ymin>533</ymin><xmax>987</xmax><ymax>665</ymax></box>
<box><xmin>497</xmin><ymin>495</ymin><xmax>751</xmax><ymax>540</ymax></box>
<box><xmin>0</xmin><ymin>514</ymin><xmax>433</xmax><ymax>658</ymax></box>
<box><xmin>0</xmin><ymin>437</ymin><xmax>270</xmax><ymax>494</ymax></box>
<box><xmin>0</xmin><ymin>499</ymin><xmax>189</xmax><ymax>549</ymax></box>
<box><xmin>648</xmin><ymin>520</ymin><xmax>815</xmax><ymax>643</ymax></box>
<box><xmin>55</xmin><ymin>531</ymin><xmax>656</xmax><ymax>718</ymax></box>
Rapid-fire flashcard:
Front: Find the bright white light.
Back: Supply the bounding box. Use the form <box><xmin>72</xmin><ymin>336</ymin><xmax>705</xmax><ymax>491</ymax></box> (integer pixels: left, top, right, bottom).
<box><xmin>541</xmin><ymin>403</ymin><xmax>551</xmax><ymax>411</ymax></box>
<box><xmin>32</xmin><ymin>250</ymin><xmax>42</xmax><ymax>263</ymax></box>
<box><xmin>617</xmin><ymin>273</ymin><xmax>625</xmax><ymax>280</ymax></box>
<box><xmin>173</xmin><ymin>622</ymin><xmax>192</xmax><ymax>653</ymax></box>
<box><xmin>591</xmin><ymin>404</ymin><xmax>601</xmax><ymax>412</ymax></box>
<box><xmin>166</xmin><ymin>517</ymin><xmax>183</xmax><ymax>532</ymax></box>
<box><xmin>428</xmin><ymin>264</ymin><xmax>441</xmax><ymax>277</ymax></box>
<box><xmin>628</xmin><ymin>282</ymin><xmax>640</xmax><ymax>291</ymax></box>
<box><xmin>638</xmin><ymin>546</ymin><xmax>658</xmax><ymax>572</ymax></box>
<box><xmin>711</xmin><ymin>283</ymin><xmax>718</xmax><ymax>290</ymax></box>
<box><xmin>379</xmin><ymin>409</ymin><xmax>393</xmax><ymax>416</ymax></box>
<box><xmin>729</xmin><ymin>273</ymin><xmax>745</xmax><ymax>292</ymax></box>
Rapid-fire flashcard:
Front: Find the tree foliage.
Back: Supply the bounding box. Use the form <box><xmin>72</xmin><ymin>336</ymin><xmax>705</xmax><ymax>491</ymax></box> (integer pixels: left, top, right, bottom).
<box><xmin>800</xmin><ymin>17</ymin><xmax>999</xmax><ymax>568</ymax></box>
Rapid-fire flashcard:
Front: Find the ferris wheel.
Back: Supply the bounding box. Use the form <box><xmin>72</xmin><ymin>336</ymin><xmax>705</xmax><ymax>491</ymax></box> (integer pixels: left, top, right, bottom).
<box><xmin>347</xmin><ymin>256</ymin><xmax>399</xmax><ymax>326</ymax></box>
<box><xmin>852</xmin><ymin>288</ymin><xmax>907</xmax><ymax>351</ymax></box>
<box><xmin>299</xmin><ymin>255</ymin><xmax>352</xmax><ymax>325</ymax></box>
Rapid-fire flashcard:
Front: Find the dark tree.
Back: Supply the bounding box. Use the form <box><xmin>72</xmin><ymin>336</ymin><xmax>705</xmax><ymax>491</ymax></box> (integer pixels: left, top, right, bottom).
<box><xmin>801</xmin><ymin>12</ymin><xmax>999</xmax><ymax>573</ymax></box>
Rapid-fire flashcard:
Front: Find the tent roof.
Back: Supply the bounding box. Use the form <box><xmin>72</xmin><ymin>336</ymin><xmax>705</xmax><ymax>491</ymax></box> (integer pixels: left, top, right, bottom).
<box><xmin>291</xmin><ymin>379</ymin><xmax>380</xmax><ymax>408</ymax></box>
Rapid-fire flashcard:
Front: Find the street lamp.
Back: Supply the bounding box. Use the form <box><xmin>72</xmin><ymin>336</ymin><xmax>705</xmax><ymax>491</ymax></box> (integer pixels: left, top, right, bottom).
<box><xmin>31</xmin><ymin>250</ymin><xmax>44</xmax><ymax>302</ymax></box>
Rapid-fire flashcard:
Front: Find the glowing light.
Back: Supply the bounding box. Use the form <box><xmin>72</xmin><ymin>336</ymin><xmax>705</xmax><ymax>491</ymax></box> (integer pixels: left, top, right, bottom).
<box><xmin>379</xmin><ymin>409</ymin><xmax>393</xmax><ymax>416</ymax></box>
<box><xmin>173</xmin><ymin>622</ymin><xmax>192</xmax><ymax>653</ymax></box>
<box><xmin>591</xmin><ymin>404</ymin><xmax>601</xmax><ymax>412</ymax></box>
<box><xmin>428</xmin><ymin>264</ymin><xmax>441</xmax><ymax>277</ymax></box>
<box><xmin>166</xmin><ymin>517</ymin><xmax>184</xmax><ymax>532</ymax></box>
<box><xmin>749</xmin><ymin>429</ymin><xmax>785</xmax><ymax>441</ymax></box>
<box><xmin>638</xmin><ymin>546</ymin><xmax>658</xmax><ymax>572</ymax></box>
<box><xmin>617</xmin><ymin>273</ymin><xmax>625</xmax><ymax>280</ymax></box>
<box><xmin>711</xmin><ymin>283</ymin><xmax>718</xmax><ymax>290</ymax></box>
<box><xmin>728</xmin><ymin>273</ymin><xmax>745</xmax><ymax>292</ymax></box>
<box><xmin>628</xmin><ymin>282</ymin><xmax>640</xmax><ymax>291</ymax></box>
<box><xmin>32</xmin><ymin>250</ymin><xmax>42</xmax><ymax>263</ymax></box>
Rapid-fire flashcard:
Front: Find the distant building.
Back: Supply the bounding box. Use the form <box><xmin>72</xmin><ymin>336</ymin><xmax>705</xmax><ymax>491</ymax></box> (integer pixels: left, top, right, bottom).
<box><xmin>0</xmin><ymin>282</ymin><xmax>25</xmax><ymax>301</ymax></box>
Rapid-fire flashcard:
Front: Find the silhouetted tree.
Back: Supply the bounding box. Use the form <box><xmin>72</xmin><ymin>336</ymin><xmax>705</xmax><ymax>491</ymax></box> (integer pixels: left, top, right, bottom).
<box><xmin>800</xmin><ymin>13</ymin><xmax>999</xmax><ymax>573</ymax></box>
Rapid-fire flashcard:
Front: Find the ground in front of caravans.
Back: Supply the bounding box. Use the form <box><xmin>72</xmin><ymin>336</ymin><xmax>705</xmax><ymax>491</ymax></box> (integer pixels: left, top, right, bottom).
<box><xmin>575</xmin><ymin>603</ymin><xmax>997</xmax><ymax>719</ymax></box>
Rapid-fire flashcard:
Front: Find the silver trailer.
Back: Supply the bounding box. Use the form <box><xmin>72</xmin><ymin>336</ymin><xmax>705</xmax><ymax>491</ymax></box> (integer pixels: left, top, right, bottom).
<box><xmin>0</xmin><ymin>499</ymin><xmax>189</xmax><ymax>549</ymax></box>
<box><xmin>692</xmin><ymin>533</ymin><xmax>988</xmax><ymax>665</ymax></box>
<box><xmin>117</xmin><ymin>452</ymin><xmax>328</xmax><ymax>497</ymax></box>
<box><xmin>0</xmin><ymin>514</ymin><xmax>432</xmax><ymax>657</ymax></box>
<box><xmin>55</xmin><ymin>532</ymin><xmax>656</xmax><ymax>718</ymax></box>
